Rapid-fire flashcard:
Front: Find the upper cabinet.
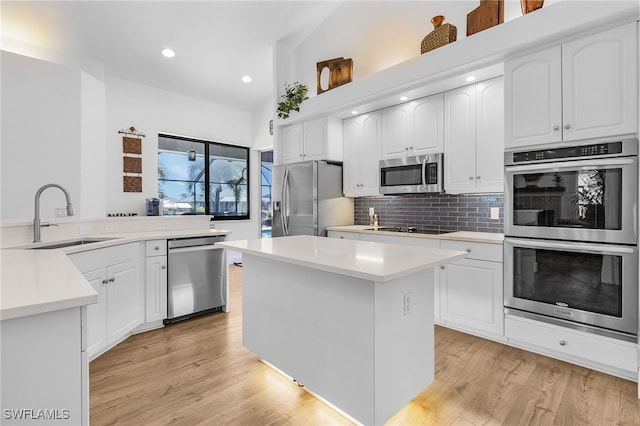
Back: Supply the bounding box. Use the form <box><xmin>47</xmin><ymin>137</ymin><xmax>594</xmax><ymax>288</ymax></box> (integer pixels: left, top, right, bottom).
<box><xmin>279</xmin><ymin>117</ymin><xmax>343</xmax><ymax>164</ymax></box>
<box><xmin>381</xmin><ymin>93</ymin><xmax>443</xmax><ymax>160</ymax></box>
<box><xmin>444</xmin><ymin>77</ymin><xmax>504</xmax><ymax>194</ymax></box>
<box><xmin>505</xmin><ymin>23</ymin><xmax>638</xmax><ymax>150</ymax></box>
<box><xmin>343</xmin><ymin>111</ymin><xmax>381</xmax><ymax>197</ymax></box>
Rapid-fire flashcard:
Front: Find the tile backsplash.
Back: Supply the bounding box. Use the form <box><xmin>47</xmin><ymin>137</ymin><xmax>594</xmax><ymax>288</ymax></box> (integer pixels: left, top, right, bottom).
<box><xmin>354</xmin><ymin>193</ymin><xmax>504</xmax><ymax>233</ymax></box>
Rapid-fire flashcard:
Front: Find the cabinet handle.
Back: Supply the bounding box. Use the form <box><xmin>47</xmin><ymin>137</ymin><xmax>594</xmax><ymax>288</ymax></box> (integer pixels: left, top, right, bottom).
<box><xmin>476</xmin><ymin>176</ymin><xmax>481</xmax><ymax>180</ymax></box>
<box><xmin>404</xmin><ymin>147</ymin><xmax>409</xmax><ymax>151</ymax></box>
<box><xmin>466</xmin><ymin>248</ymin><xmax>472</xmax><ymax>253</ymax></box>
<box><xmin>564</xmin><ymin>124</ymin><xmax>571</xmax><ymax>130</ymax></box>
<box><xmin>154</xmin><ymin>246</ymin><xmax>160</xmax><ymax>251</ymax></box>
<box><xmin>409</xmin><ymin>146</ymin><xmax>414</xmax><ymax>150</ymax></box>
<box><xmin>559</xmin><ymin>340</ymin><xmax>567</xmax><ymax>346</ymax></box>
<box><xmin>469</xmin><ymin>177</ymin><xmax>474</xmax><ymax>180</ymax></box>
<box><xmin>161</xmin><ymin>265</ymin><xmax>167</xmax><ymax>270</ymax></box>
<box><xmin>108</xmin><ymin>277</ymin><xmax>115</xmax><ymax>283</ymax></box>
<box><xmin>440</xmin><ymin>265</ymin><xmax>445</xmax><ymax>270</ymax></box>
<box><xmin>102</xmin><ymin>279</ymin><xmax>109</xmax><ymax>285</ymax></box>
<box><xmin>553</xmin><ymin>125</ymin><xmax>560</xmax><ymax>131</ymax></box>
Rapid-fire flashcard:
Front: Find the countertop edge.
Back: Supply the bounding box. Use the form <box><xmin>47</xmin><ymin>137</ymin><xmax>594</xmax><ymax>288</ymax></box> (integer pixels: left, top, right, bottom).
<box><xmin>326</xmin><ymin>226</ymin><xmax>504</xmax><ymax>245</ymax></box>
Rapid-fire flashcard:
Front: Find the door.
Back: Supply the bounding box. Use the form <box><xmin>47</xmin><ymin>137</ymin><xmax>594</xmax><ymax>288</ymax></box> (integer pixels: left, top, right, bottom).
<box><xmin>303</xmin><ymin>118</ymin><xmax>328</xmax><ymax>160</ymax></box>
<box><xmin>381</xmin><ymin>104</ymin><xmax>412</xmax><ymax>159</ymax></box>
<box><xmin>342</xmin><ymin>116</ymin><xmax>360</xmax><ymax>196</ymax></box>
<box><xmin>562</xmin><ymin>23</ymin><xmax>638</xmax><ymax>142</ymax></box>
<box><xmin>412</xmin><ymin>93</ymin><xmax>444</xmax><ymax>155</ymax></box>
<box><xmin>475</xmin><ymin>77</ymin><xmax>504</xmax><ymax>192</ymax></box>
<box><xmin>444</xmin><ymin>85</ymin><xmax>476</xmax><ymax>193</ymax></box>
<box><xmin>505</xmin><ymin>46</ymin><xmax>562</xmax><ymax>149</ymax></box>
<box><xmin>106</xmin><ymin>259</ymin><xmax>141</xmax><ymax>345</ymax></box>
<box><xmin>84</xmin><ymin>268</ymin><xmax>107</xmax><ymax>358</ymax></box>
<box><xmin>281</xmin><ymin>124</ymin><xmax>303</xmax><ymax>163</ymax></box>
<box><xmin>285</xmin><ymin>161</ymin><xmax>316</xmax><ymax>235</ymax></box>
<box><xmin>145</xmin><ymin>256</ymin><xmax>167</xmax><ymax>323</ymax></box>
<box><xmin>359</xmin><ymin>112</ymin><xmax>382</xmax><ymax>195</ymax></box>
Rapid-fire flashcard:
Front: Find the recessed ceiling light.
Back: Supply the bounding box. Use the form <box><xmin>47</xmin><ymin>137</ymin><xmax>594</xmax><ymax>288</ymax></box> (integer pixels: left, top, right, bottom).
<box><xmin>465</xmin><ymin>75</ymin><xmax>476</xmax><ymax>82</ymax></box>
<box><xmin>351</xmin><ymin>110</ymin><xmax>358</xmax><ymax>115</ymax></box>
<box><xmin>161</xmin><ymin>48</ymin><xmax>175</xmax><ymax>58</ymax></box>
<box><xmin>242</xmin><ymin>75</ymin><xmax>252</xmax><ymax>83</ymax></box>
<box><xmin>400</xmin><ymin>96</ymin><xmax>408</xmax><ymax>101</ymax></box>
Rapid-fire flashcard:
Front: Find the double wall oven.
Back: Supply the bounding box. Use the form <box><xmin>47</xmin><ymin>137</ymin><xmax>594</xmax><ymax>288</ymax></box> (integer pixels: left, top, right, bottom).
<box><xmin>504</xmin><ymin>137</ymin><xmax>638</xmax><ymax>341</ymax></box>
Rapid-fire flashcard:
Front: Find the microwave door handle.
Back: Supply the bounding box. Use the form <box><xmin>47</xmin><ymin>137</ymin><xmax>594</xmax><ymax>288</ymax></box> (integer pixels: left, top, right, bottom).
<box><xmin>421</xmin><ymin>158</ymin><xmax>427</xmax><ymax>187</ymax></box>
<box><xmin>506</xmin><ymin>237</ymin><xmax>635</xmax><ymax>255</ymax></box>
<box><xmin>506</xmin><ymin>157</ymin><xmax>635</xmax><ymax>173</ymax></box>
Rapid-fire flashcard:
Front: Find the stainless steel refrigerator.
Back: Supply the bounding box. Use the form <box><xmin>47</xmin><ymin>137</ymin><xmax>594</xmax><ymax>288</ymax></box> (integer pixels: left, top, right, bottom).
<box><xmin>272</xmin><ymin>160</ymin><xmax>354</xmax><ymax>237</ymax></box>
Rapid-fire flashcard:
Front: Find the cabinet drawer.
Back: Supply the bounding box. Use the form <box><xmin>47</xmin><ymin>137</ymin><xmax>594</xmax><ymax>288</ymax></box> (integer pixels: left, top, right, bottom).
<box><xmin>145</xmin><ymin>239</ymin><xmax>167</xmax><ymax>256</ymax></box>
<box><xmin>69</xmin><ymin>242</ymin><xmax>139</xmax><ymax>273</ymax></box>
<box><xmin>327</xmin><ymin>231</ymin><xmax>360</xmax><ymax>240</ymax></box>
<box><xmin>441</xmin><ymin>240</ymin><xmax>502</xmax><ymax>262</ymax></box>
<box><xmin>360</xmin><ymin>233</ymin><xmax>440</xmax><ymax>248</ymax></box>
<box><xmin>505</xmin><ymin>315</ymin><xmax>637</xmax><ymax>373</ymax></box>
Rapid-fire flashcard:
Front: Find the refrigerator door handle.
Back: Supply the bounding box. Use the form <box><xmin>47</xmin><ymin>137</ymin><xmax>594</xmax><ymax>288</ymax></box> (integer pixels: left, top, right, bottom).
<box><xmin>282</xmin><ymin>168</ymin><xmax>290</xmax><ymax>236</ymax></box>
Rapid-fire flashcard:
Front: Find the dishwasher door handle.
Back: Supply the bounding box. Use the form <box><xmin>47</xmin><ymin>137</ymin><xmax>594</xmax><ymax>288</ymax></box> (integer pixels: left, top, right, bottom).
<box><xmin>168</xmin><ymin>244</ymin><xmax>223</xmax><ymax>254</ymax></box>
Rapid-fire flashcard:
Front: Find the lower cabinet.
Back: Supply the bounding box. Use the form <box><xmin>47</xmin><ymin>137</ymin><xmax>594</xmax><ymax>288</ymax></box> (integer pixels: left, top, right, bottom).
<box><xmin>144</xmin><ymin>240</ymin><xmax>167</xmax><ymax>324</ymax></box>
<box><xmin>69</xmin><ymin>243</ymin><xmax>142</xmax><ymax>360</ymax></box>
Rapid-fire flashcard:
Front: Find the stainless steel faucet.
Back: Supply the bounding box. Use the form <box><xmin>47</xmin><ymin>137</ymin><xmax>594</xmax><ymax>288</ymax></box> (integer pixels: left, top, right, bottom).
<box><xmin>33</xmin><ymin>183</ymin><xmax>74</xmax><ymax>242</ymax></box>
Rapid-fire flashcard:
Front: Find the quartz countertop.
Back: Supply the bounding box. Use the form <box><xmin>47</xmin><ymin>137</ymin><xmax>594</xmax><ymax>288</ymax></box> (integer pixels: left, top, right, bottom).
<box><xmin>217</xmin><ymin>235</ymin><xmax>467</xmax><ymax>282</ymax></box>
<box><xmin>1</xmin><ymin>228</ymin><xmax>231</xmax><ymax>321</ymax></box>
<box><xmin>326</xmin><ymin>225</ymin><xmax>504</xmax><ymax>245</ymax></box>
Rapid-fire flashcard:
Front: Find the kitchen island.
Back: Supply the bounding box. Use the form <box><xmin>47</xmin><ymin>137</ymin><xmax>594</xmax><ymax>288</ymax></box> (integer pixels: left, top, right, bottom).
<box><xmin>217</xmin><ymin>235</ymin><xmax>466</xmax><ymax>425</ymax></box>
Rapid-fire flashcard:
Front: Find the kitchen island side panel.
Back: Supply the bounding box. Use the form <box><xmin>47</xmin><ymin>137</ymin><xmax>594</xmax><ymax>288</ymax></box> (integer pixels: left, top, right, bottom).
<box><xmin>241</xmin><ymin>253</ymin><xmax>435</xmax><ymax>425</ymax></box>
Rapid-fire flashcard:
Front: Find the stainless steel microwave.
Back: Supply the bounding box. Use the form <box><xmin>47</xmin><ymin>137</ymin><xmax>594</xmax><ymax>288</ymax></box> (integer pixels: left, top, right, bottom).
<box><xmin>379</xmin><ymin>154</ymin><xmax>443</xmax><ymax>195</ymax></box>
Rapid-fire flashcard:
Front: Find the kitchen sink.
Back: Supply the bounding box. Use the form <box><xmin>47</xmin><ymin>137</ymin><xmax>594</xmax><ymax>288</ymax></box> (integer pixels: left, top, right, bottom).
<box><xmin>28</xmin><ymin>238</ymin><xmax>117</xmax><ymax>250</ymax></box>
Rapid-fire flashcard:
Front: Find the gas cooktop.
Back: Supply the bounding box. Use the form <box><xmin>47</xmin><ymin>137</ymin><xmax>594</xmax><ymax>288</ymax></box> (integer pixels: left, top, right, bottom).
<box><xmin>366</xmin><ymin>226</ymin><xmax>453</xmax><ymax>235</ymax></box>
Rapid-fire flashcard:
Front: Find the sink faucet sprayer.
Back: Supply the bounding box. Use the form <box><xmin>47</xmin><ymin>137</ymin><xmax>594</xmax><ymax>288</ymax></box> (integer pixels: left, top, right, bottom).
<box><xmin>33</xmin><ymin>183</ymin><xmax>74</xmax><ymax>242</ymax></box>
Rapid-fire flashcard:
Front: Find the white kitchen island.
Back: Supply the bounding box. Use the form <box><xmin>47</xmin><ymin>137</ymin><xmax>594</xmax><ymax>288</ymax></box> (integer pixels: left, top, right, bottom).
<box><xmin>217</xmin><ymin>235</ymin><xmax>466</xmax><ymax>425</ymax></box>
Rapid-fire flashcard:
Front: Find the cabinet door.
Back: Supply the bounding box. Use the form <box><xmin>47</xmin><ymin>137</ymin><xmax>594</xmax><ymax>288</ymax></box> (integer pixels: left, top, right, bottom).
<box><xmin>444</xmin><ymin>85</ymin><xmax>476</xmax><ymax>194</ymax></box>
<box><xmin>83</xmin><ymin>268</ymin><xmax>108</xmax><ymax>359</ymax></box>
<box><xmin>281</xmin><ymin>124</ymin><xmax>304</xmax><ymax>164</ymax></box>
<box><xmin>381</xmin><ymin>104</ymin><xmax>412</xmax><ymax>159</ymax></box>
<box><xmin>359</xmin><ymin>112</ymin><xmax>382</xmax><ymax>196</ymax></box>
<box><xmin>342</xmin><ymin>116</ymin><xmax>360</xmax><ymax>196</ymax></box>
<box><xmin>562</xmin><ymin>23</ymin><xmax>638</xmax><ymax>141</ymax></box>
<box><xmin>303</xmin><ymin>118</ymin><xmax>327</xmax><ymax>160</ymax></box>
<box><xmin>475</xmin><ymin>77</ymin><xmax>504</xmax><ymax>193</ymax></box>
<box><xmin>145</xmin><ymin>256</ymin><xmax>168</xmax><ymax>323</ymax></box>
<box><xmin>441</xmin><ymin>258</ymin><xmax>503</xmax><ymax>336</ymax></box>
<box><xmin>412</xmin><ymin>93</ymin><xmax>444</xmax><ymax>155</ymax></box>
<box><xmin>505</xmin><ymin>46</ymin><xmax>562</xmax><ymax>149</ymax></box>
<box><xmin>106</xmin><ymin>259</ymin><xmax>141</xmax><ymax>345</ymax></box>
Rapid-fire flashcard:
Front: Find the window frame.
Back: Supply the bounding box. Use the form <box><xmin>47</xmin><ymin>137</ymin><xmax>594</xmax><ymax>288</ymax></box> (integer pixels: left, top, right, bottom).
<box><xmin>157</xmin><ymin>133</ymin><xmax>250</xmax><ymax>220</ymax></box>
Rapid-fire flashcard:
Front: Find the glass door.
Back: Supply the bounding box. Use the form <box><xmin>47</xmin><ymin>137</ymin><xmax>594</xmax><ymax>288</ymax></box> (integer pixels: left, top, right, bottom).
<box><xmin>260</xmin><ymin>150</ymin><xmax>273</xmax><ymax>238</ymax></box>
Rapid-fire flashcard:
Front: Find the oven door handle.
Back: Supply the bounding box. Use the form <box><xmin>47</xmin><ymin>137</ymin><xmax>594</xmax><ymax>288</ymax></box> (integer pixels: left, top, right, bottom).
<box><xmin>506</xmin><ymin>157</ymin><xmax>635</xmax><ymax>173</ymax></box>
<box><xmin>506</xmin><ymin>237</ymin><xmax>635</xmax><ymax>255</ymax></box>
<box><xmin>169</xmin><ymin>244</ymin><xmax>222</xmax><ymax>254</ymax></box>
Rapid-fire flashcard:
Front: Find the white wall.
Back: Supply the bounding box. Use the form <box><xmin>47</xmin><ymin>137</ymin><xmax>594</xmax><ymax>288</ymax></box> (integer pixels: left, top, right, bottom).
<box><xmin>286</xmin><ymin>0</ymin><xmax>562</xmax><ymax>96</ymax></box>
<box><xmin>1</xmin><ymin>51</ymin><xmax>82</xmax><ymax>220</ymax></box>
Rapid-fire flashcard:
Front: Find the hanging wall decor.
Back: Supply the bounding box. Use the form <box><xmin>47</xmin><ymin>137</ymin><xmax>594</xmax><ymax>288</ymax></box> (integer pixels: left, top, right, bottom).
<box><xmin>316</xmin><ymin>57</ymin><xmax>353</xmax><ymax>95</ymax></box>
<box><xmin>119</xmin><ymin>126</ymin><xmax>145</xmax><ymax>192</ymax></box>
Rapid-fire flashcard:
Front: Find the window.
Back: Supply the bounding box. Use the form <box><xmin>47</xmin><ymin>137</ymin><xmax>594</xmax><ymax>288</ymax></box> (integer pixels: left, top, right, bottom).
<box><xmin>157</xmin><ymin>134</ymin><xmax>249</xmax><ymax>219</ymax></box>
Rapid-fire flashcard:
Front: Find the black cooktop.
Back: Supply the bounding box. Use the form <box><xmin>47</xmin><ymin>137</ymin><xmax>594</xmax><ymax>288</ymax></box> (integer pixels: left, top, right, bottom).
<box><xmin>366</xmin><ymin>226</ymin><xmax>453</xmax><ymax>235</ymax></box>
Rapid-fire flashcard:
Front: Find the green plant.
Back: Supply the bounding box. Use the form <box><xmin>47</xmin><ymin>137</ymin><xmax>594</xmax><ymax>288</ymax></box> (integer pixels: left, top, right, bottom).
<box><xmin>277</xmin><ymin>82</ymin><xmax>309</xmax><ymax>119</ymax></box>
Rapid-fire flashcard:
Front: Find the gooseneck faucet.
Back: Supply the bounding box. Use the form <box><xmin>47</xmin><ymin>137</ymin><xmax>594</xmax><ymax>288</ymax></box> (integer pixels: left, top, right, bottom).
<box><xmin>33</xmin><ymin>183</ymin><xmax>74</xmax><ymax>242</ymax></box>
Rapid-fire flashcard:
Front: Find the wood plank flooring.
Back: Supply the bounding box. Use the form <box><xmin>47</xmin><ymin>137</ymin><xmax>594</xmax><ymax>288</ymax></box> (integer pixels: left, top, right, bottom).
<box><xmin>90</xmin><ymin>265</ymin><xmax>640</xmax><ymax>425</ymax></box>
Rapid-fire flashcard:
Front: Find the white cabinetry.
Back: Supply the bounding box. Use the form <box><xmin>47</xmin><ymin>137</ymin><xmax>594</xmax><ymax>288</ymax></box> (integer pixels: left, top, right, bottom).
<box><xmin>1</xmin><ymin>307</ymin><xmax>88</xmax><ymax>425</ymax></box>
<box><xmin>444</xmin><ymin>77</ymin><xmax>504</xmax><ymax>194</ymax></box>
<box><xmin>505</xmin><ymin>23</ymin><xmax>638</xmax><ymax>149</ymax></box>
<box><xmin>381</xmin><ymin>93</ymin><xmax>443</xmax><ymax>160</ymax></box>
<box><xmin>343</xmin><ymin>111</ymin><xmax>381</xmax><ymax>197</ymax></box>
<box><xmin>69</xmin><ymin>243</ymin><xmax>142</xmax><ymax>360</ymax></box>
<box><xmin>439</xmin><ymin>240</ymin><xmax>504</xmax><ymax>339</ymax></box>
<box><xmin>145</xmin><ymin>239</ymin><xmax>167</xmax><ymax>325</ymax></box>
<box><xmin>327</xmin><ymin>230</ymin><xmax>360</xmax><ymax>240</ymax></box>
<box><xmin>279</xmin><ymin>117</ymin><xmax>342</xmax><ymax>164</ymax></box>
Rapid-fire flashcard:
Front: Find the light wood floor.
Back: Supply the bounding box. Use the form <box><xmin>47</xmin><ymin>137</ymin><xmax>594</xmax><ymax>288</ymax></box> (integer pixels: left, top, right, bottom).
<box><xmin>90</xmin><ymin>265</ymin><xmax>640</xmax><ymax>425</ymax></box>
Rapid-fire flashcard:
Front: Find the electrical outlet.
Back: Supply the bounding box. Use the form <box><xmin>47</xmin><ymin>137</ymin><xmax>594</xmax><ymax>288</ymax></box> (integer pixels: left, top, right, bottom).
<box><xmin>105</xmin><ymin>224</ymin><xmax>119</xmax><ymax>233</ymax></box>
<box><xmin>369</xmin><ymin>207</ymin><xmax>375</xmax><ymax>216</ymax></box>
<box><xmin>404</xmin><ymin>292</ymin><xmax>412</xmax><ymax>316</ymax></box>
<box><xmin>159</xmin><ymin>223</ymin><xmax>170</xmax><ymax>230</ymax></box>
<box><xmin>490</xmin><ymin>207</ymin><xmax>500</xmax><ymax>220</ymax></box>
<box><xmin>78</xmin><ymin>226</ymin><xmax>90</xmax><ymax>235</ymax></box>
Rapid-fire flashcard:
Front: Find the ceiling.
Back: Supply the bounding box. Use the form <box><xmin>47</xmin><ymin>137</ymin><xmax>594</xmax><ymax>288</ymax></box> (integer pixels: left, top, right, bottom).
<box><xmin>1</xmin><ymin>1</ymin><xmax>344</xmax><ymax>112</ymax></box>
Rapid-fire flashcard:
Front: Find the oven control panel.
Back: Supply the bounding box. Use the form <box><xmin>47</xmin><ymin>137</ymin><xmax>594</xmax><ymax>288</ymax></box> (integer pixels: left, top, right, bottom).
<box><xmin>511</xmin><ymin>141</ymin><xmax>623</xmax><ymax>163</ymax></box>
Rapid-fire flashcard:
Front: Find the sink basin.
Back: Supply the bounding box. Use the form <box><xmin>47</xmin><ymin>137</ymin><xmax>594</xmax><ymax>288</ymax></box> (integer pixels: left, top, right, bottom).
<box><xmin>29</xmin><ymin>238</ymin><xmax>116</xmax><ymax>250</ymax></box>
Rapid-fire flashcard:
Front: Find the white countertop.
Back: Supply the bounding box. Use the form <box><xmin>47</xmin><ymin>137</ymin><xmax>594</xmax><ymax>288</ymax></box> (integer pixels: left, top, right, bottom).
<box><xmin>326</xmin><ymin>225</ymin><xmax>504</xmax><ymax>245</ymax></box>
<box><xmin>217</xmin><ymin>235</ymin><xmax>467</xmax><ymax>282</ymax></box>
<box><xmin>1</xmin><ymin>228</ymin><xmax>230</xmax><ymax>321</ymax></box>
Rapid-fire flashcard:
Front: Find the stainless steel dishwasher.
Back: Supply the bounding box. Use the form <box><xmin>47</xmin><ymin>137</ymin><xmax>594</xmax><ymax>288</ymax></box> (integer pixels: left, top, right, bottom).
<box><xmin>164</xmin><ymin>235</ymin><xmax>227</xmax><ymax>324</ymax></box>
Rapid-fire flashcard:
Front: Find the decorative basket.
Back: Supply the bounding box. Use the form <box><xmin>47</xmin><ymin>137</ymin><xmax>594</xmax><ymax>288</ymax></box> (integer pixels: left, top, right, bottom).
<box><xmin>421</xmin><ymin>15</ymin><xmax>457</xmax><ymax>54</ymax></box>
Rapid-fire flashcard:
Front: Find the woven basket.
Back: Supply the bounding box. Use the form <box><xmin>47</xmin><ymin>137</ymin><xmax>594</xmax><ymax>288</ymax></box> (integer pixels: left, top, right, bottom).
<box><xmin>421</xmin><ymin>16</ymin><xmax>457</xmax><ymax>54</ymax></box>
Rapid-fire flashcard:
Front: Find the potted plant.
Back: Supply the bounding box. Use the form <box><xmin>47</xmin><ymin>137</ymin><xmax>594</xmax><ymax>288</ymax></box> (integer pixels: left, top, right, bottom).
<box><xmin>277</xmin><ymin>81</ymin><xmax>309</xmax><ymax>119</ymax></box>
